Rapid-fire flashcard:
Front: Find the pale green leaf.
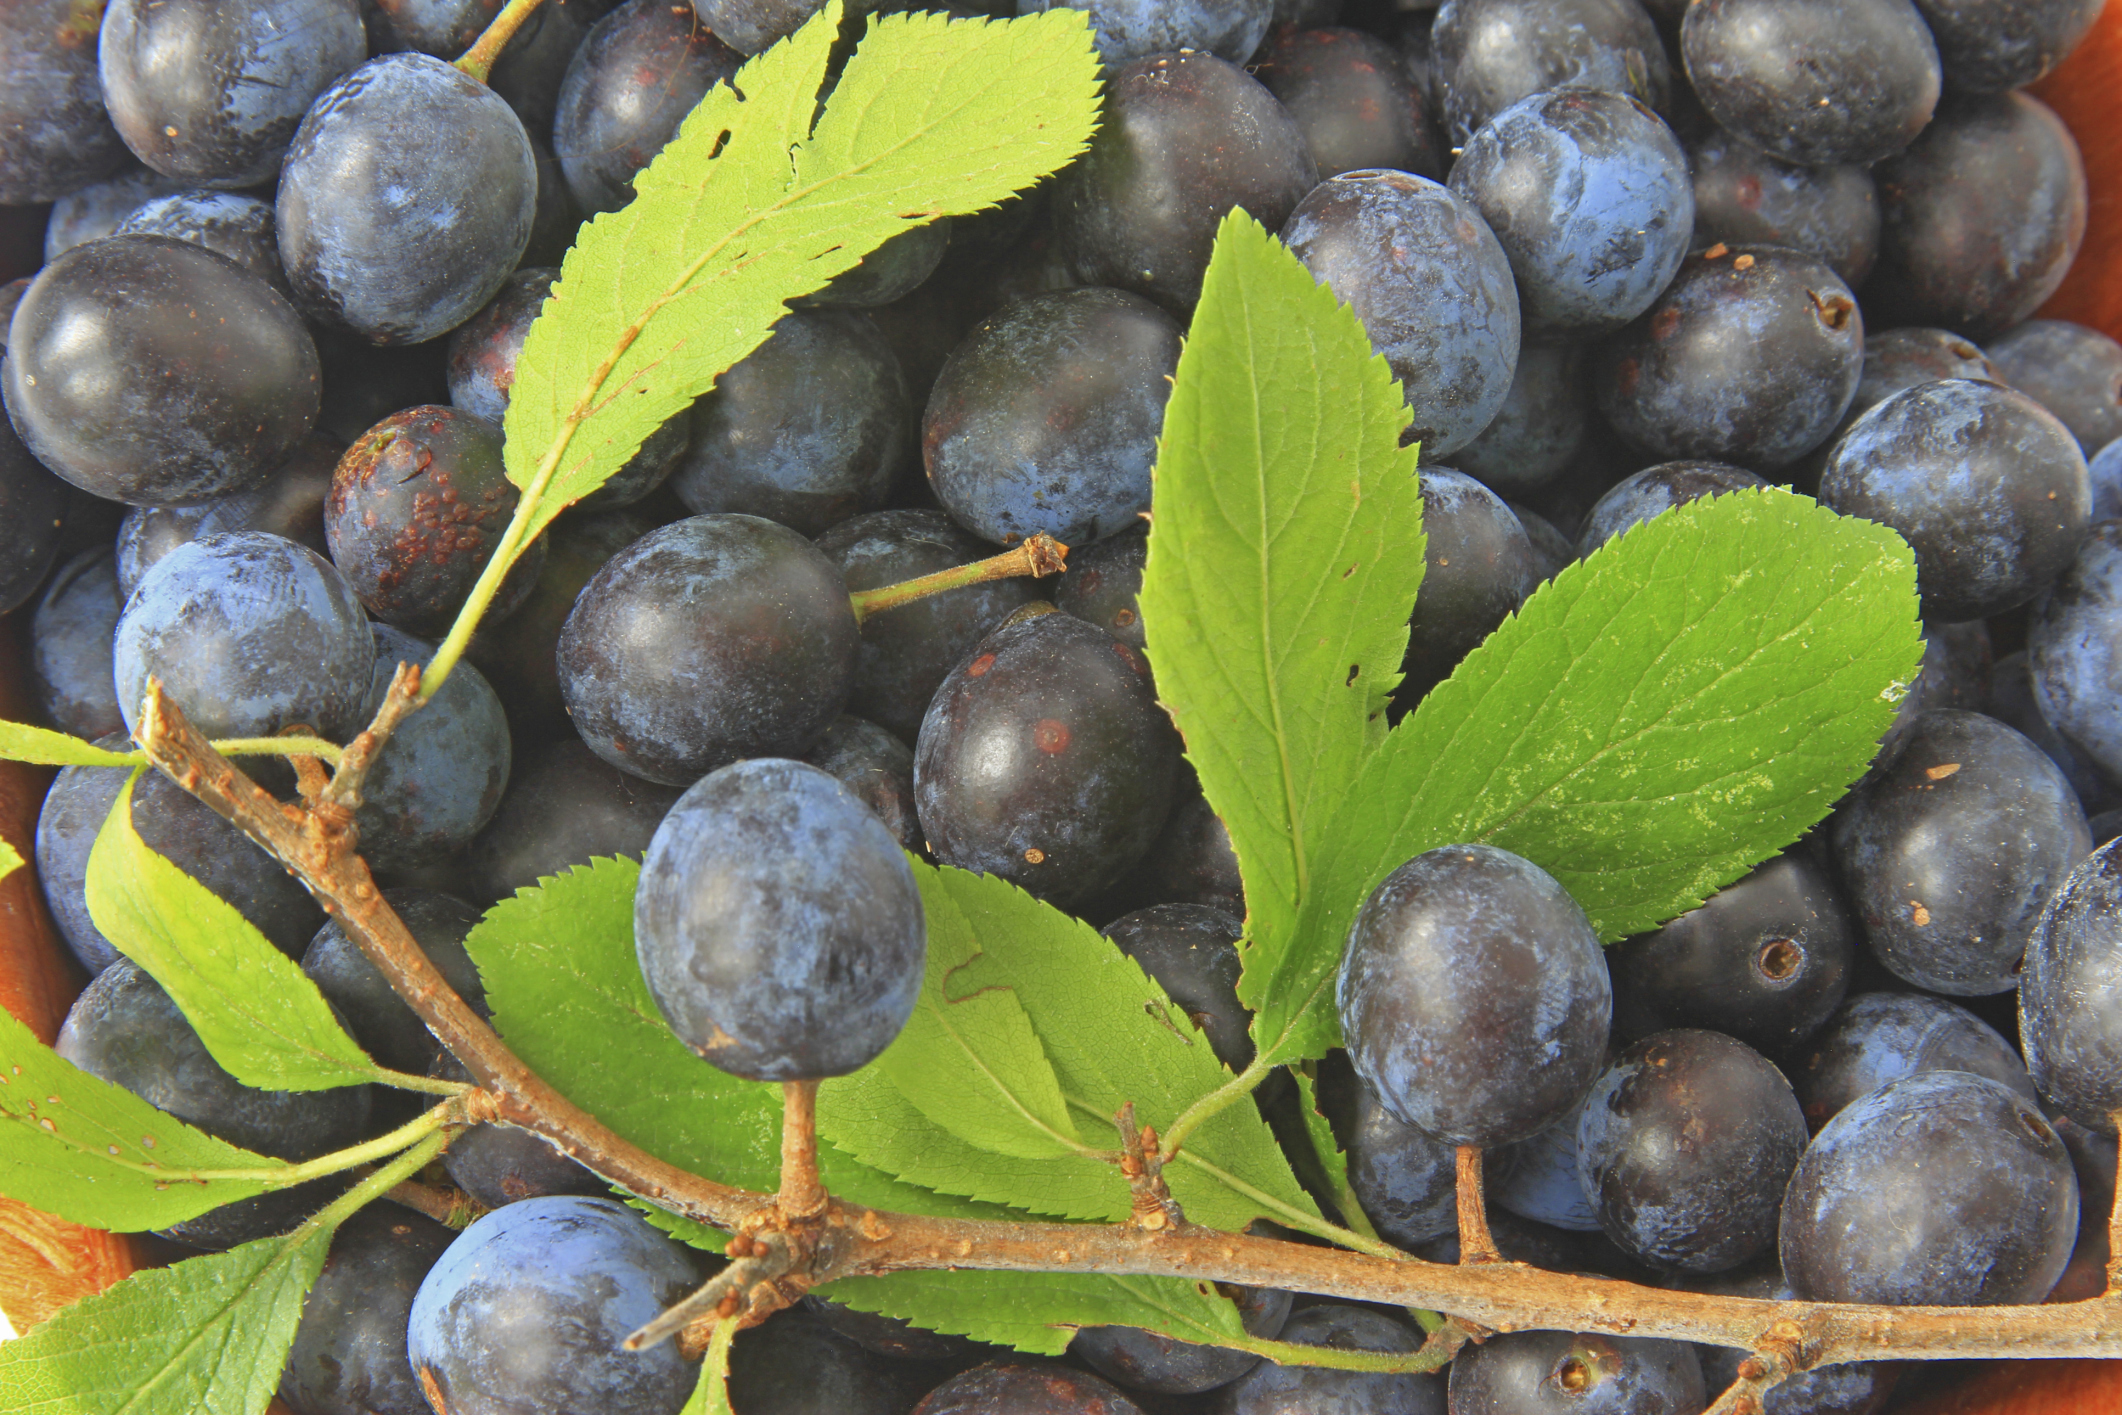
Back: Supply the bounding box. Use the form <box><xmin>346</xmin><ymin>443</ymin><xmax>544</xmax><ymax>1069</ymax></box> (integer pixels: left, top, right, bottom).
<box><xmin>1135</xmin><ymin>212</ymin><xmax>1425</xmax><ymax>1069</ymax></box>
<box><xmin>503</xmin><ymin>4</ymin><xmax>1102</xmax><ymax>534</ymax></box>
<box><xmin>1257</xmin><ymin>488</ymin><xmax>1924</xmax><ymax>1064</ymax></box>
<box><xmin>0</xmin><ymin>1003</ymin><xmax>292</xmax><ymax>1232</ymax></box>
<box><xmin>0</xmin><ymin>722</ymin><xmax>137</xmax><ymax>768</ymax></box>
<box><xmin>819</xmin><ymin>1065</ymin><xmax>1123</xmax><ymax>1222</ymax></box>
<box><xmin>873</xmin><ymin>865</ymin><xmax>1087</xmax><ymax>1161</ymax></box>
<box><xmin>0</xmin><ymin>1222</ymin><xmax>330</xmax><ymax>1414</ymax></box>
<box><xmin>1289</xmin><ymin>1061</ymin><xmax>1371</xmax><ymax>1244</ymax></box>
<box><xmin>871</xmin><ymin>864</ymin><xmax>1321</xmax><ymax>1237</ymax></box>
<box><xmin>84</xmin><ymin>772</ymin><xmax>379</xmax><ymax>1092</ymax></box>
<box><xmin>465</xmin><ymin>856</ymin><xmax>785</xmax><ymax>1194</ymax></box>
<box><xmin>0</xmin><ymin>838</ymin><xmax>20</xmax><ymax>883</ymax></box>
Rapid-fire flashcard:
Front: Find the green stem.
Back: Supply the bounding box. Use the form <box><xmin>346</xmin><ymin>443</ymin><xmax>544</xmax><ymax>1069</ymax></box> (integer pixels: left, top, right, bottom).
<box><xmin>1157</xmin><ymin>1058</ymin><xmax>1274</xmax><ymax>1161</ymax></box>
<box><xmin>848</xmin><ymin>534</ymin><xmax>1071</xmax><ymax>625</ymax></box>
<box><xmin>454</xmin><ymin>0</ymin><xmax>549</xmax><ymax>82</ymax></box>
<box><xmin>215</xmin><ymin>736</ymin><xmax>344</xmax><ymax>765</ymax></box>
<box><xmin>1171</xmin><ymin>1149</ymin><xmax>1407</xmax><ymax>1264</ymax></box>
<box><xmin>310</xmin><ymin>1127</ymin><xmax>454</xmax><ymax>1231</ymax></box>
<box><xmin>214</xmin><ymin>1095</ymin><xmax>461</xmax><ymax>1187</ymax></box>
<box><xmin>423</xmin><ymin>498</ymin><xmax>537</xmax><ymax>702</ymax></box>
<box><xmin>1226</xmin><ymin>1328</ymin><xmax>1460</xmax><ymax>1376</ymax></box>
<box><xmin>370</xmin><ymin>1067</ymin><xmax>475</xmax><ymax>1097</ymax></box>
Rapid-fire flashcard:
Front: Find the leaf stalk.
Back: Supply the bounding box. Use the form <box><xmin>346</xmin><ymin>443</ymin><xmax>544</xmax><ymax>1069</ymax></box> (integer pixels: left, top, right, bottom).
<box><xmin>848</xmin><ymin>534</ymin><xmax>1071</xmax><ymax>624</ymax></box>
<box><xmin>453</xmin><ymin>0</ymin><xmax>550</xmax><ymax>83</ymax></box>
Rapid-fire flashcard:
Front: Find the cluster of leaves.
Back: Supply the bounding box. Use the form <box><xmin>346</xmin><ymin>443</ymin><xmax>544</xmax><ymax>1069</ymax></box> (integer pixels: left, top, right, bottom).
<box><xmin>0</xmin><ymin>1</ymin><xmax>1926</xmax><ymax>1408</ymax></box>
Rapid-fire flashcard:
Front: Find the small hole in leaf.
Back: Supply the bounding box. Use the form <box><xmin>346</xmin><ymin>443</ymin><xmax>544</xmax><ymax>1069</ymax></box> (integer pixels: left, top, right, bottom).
<box><xmin>707</xmin><ymin>130</ymin><xmax>732</xmax><ymax>160</ymax></box>
<box><xmin>1346</xmin><ymin>665</ymin><xmax>1360</xmax><ymax>686</ymax></box>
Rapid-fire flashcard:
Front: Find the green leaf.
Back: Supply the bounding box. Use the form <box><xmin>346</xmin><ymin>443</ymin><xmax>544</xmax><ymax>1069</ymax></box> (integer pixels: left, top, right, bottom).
<box><xmin>1135</xmin><ymin>212</ymin><xmax>1425</xmax><ymax>1062</ymax></box>
<box><xmin>819</xmin><ymin>1271</ymin><xmax>1246</xmax><ymax>1358</ymax></box>
<box><xmin>0</xmin><ymin>1128</ymin><xmax>445</xmax><ymax>1414</ymax></box>
<box><xmin>502</xmin><ymin>4</ymin><xmax>1102</xmax><ymax>534</ymax></box>
<box><xmin>83</xmin><ymin>772</ymin><xmax>381</xmax><ymax>1092</ymax></box>
<box><xmin>465</xmin><ymin>856</ymin><xmax>785</xmax><ymax>1194</ymax></box>
<box><xmin>850</xmin><ymin>863</ymin><xmax>1321</xmax><ymax>1238</ymax></box>
<box><xmin>871</xmin><ymin>868</ymin><xmax>1087</xmax><ymax>1162</ymax></box>
<box><xmin>0</xmin><ymin>838</ymin><xmax>20</xmax><ymax>883</ymax></box>
<box><xmin>0</xmin><ymin>722</ymin><xmax>137</xmax><ymax>768</ymax></box>
<box><xmin>0</xmin><ymin>1003</ymin><xmax>293</xmax><ymax>1232</ymax></box>
<box><xmin>1257</xmin><ymin>487</ymin><xmax>1924</xmax><ymax>1065</ymax></box>
<box><xmin>1288</xmin><ymin>1061</ymin><xmax>1373</xmax><ymax>1244</ymax></box>
<box><xmin>0</xmin><ymin>1219</ymin><xmax>330</xmax><ymax>1414</ymax></box>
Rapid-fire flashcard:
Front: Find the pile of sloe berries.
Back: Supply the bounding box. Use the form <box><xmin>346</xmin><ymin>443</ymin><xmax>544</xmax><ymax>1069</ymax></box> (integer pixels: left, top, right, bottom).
<box><xmin>7</xmin><ymin>0</ymin><xmax>2122</xmax><ymax>1410</ymax></box>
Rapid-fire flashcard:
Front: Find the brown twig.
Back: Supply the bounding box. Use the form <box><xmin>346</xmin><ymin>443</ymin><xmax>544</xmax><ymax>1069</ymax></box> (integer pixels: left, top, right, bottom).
<box><xmin>1703</xmin><ymin>1320</ymin><xmax>1805</xmax><ymax>1415</ymax></box>
<box><xmin>1454</xmin><ymin>1146</ymin><xmax>1500</xmax><ymax>1266</ymax></box>
<box><xmin>1117</xmin><ymin>1103</ymin><xmax>1185</xmax><ymax>1233</ymax></box>
<box><xmin>2109</xmin><ymin>1120</ymin><xmax>2122</xmax><ymax>1294</ymax></box>
<box><xmin>133</xmin><ymin>679</ymin><xmax>2122</xmax><ymax>1381</ymax></box>
<box><xmin>779</xmin><ymin>1081</ymin><xmax>827</xmax><ymax>1222</ymax></box>
<box><xmin>387</xmin><ymin>1180</ymin><xmax>489</xmax><ymax>1230</ymax></box>
<box><xmin>318</xmin><ymin>661</ymin><xmax>423</xmax><ymax>818</ymax></box>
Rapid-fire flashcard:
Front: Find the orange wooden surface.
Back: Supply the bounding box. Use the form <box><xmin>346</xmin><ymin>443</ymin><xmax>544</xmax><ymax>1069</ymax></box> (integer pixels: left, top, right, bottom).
<box><xmin>2033</xmin><ymin>0</ymin><xmax>2122</xmax><ymax>344</ymax></box>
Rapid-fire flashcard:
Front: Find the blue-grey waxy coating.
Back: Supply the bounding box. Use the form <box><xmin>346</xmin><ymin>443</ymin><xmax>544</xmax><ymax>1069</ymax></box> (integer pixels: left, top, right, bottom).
<box><xmin>675</xmin><ymin>309</ymin><xmax>910</xmax><ymax>538</ymax></box>
<box><xmin>1682</xmin><ymin>0</ymin><xmax>1939</xmax><ymax>167</ymax></box>
<box><xmin>407</xmin><ymin>1196</ymin><xmax>703</xmax><ymax>1415</ymax></box>
<box><xmin>635</xmin><ymin>758</ymin><xmax>925</xmax><ymax>1081</ymax></box>
<box><xmin>1913</xmin><ymin>0</ymin><xmax>2105</xmax><ymax>95</ymax></box>
<box><xmin>115</xmin><ymin>435</ymin><xmax>338</xmax><ymax>600</ymax></box>
<box><xmin>0</xmin><ymin>0</ymin><xmax>133</xmax><ymax>204</ymax></box>
<box><xmin>557</xmin><ymin>513</ymin><xmax>859</xmax><ymax>787</ymax></box>
<box><xmin>1494</xmin><ymin>1085</ymin><xmax>1603</xmax><ymax>1233</ymax></box>
<box><xmin>915</xmin><ymin>609</ymin><xmax>1180</xmax><ymax>908</ymax></box>
<box><xmin>2035</xmin><ymin>523</ymin><xmax>2122</xmax><ymax>787</ymax></box>
<box><xmin>802</xmin><ymin>714</ymin><xmax>920</xmax><ymax>853</ymax></box>
<box><xmin>1337</xmin><ymin>843</ymin><xmax>1610</xmax><ymax>1148</ymax></box>
<box><xmin>113</xmin><ymin>530</ymin><xmax>375</xmax><ymax>743</ymax></box>
<box><xmin>1018</xmin><ymin>0</ymin><xmax>1274</xmax><ymax>66</ymax></box>
<box><xmin>41</xmin><ymin>167</ymin><xmax>189</xmax><ymax>262</ymax></box>
<box><xmin>1832</xmin><ymin>709</ymin><xmax>2092</xmax><ymax>996</ymax></box>
<box><xmin>304</xmin><ymin>886</ymin><xmax>485</xmax><ymax>1075</ymax></box>
<box><xmin>2021</xmin><ymin>840</ymin><xmax>2122</xmax><ymax>1134</ymax></box>
<box><xmin>115</xmin><ymin>191</ymin><xmax>289</xmax><ymax>295</ymax></box>
<box><xmin>31</xmin><ymin>548</ymin><xmax>125</xmax><ymax>741</ymax></box>
<box><xmin>1451</xmin><ymin>342</ymin><xmax>1590</xmax><ymax>496</ymax></box>
<box><xmin>924</xmin><ymin>287</ymin><xmax>1180</xmax><ymax>548</ymax></box>
<box><xmin>1687</xmin><ymin>126</ymin><xmax>1880</xmax><ymax>288</ymax></box>
<box><xmin>3</xmin><ymin>235</ymin><xmax>321</xmax><ymax>507</ymax></box>
<box><xmin>1988</xmin><ymin>319</ymin><xmax>2122</xmax><ymax>456</ymax></box>
<box><xmin>1596</xmin><ymin>244</ymin><xmax>1862</xmax><ymax>472</ymax></box>
<box><xmin>56</xmin><ymin>958</ymin><xmax>372</xmax><ymax>1162</ymax></box>
<box><xmin>352</xmin><ymin>626</ymin><xmax>512</xmax><ymax>873</ymax></box>
<box><xmin>1448</xmin><ymin>1330</ymin><xmax>1705</xmax><ymax>1415</ymax></box>
<box><xmin>1346</xmin><ymin>1073</ymin><xmax>1461</xmax><ymax>1247</ymax></box>
<box><xmin>1257</xmin><ymin>26</ymin><xmax>1442</xmax><ymax>183</ymax></box>
<box><xmin>915</xmin><ymin>1361</ymin><xmax>1147</xmax><ymax>1415</ymax></box>
<box><xmin>1791</xmin><ymin>991</ymin><xmax>2037</xmax><ymax>1132</ymax></box>
<box><xmin>1100</xmin><ymin>903</ymin><xmax>1251</xmax><ymax>1073</ymax></box>
<box><xmin>281</xmin><ymin>1206</ymin><xmax>453</xmax><ymax>1415</ymax></box>
<box><xmin>688</xmin><ymin>0</ymin><xmax>829</xmax><ymax>56</ymax></box>
<box><xmin>1449</xmin><ymin>87</ymin><xmax>1693</xmax><ymax>334</ymax></box>
<box><xmin>98</xmin><ymin>0</ymin><xmax>366</xmax><ymax>189</ymax></box>
<box><xmin>1867</xmin><ymin>92</ymin><xmax>2087</xmax><ymax>341</ymax></box>
<box><xmin>1281</xmin><ymin>171</ymin><xmax>1521</xmax><ymax>458</ymax></box>
<box><xmin>1054</xmin><ymin>50</ymin><xmax>1318</xmax><ymax>313</ymax></box>
<box><xmin>1071</xmin><ymin>1283</ymin><xmax>1287</xmax><ymax>1394</ymax></box>
<box><xmin>1221</xmin><ymin>1305</ymin><xmax>1445</xmax><ymax>1415</ymax></box>
<box><xmin>1831</xmin><ymin>379</ymin><xmax>2090</xmax><ymax>626</ymax></box>
<box><xmin>278</xmin><ymin>53</ymin><xmax>536</xmax><ymax>345</ymax></box>
<box><xmin>555</xmin><ymin>0</ymin><xmax>741</xmax><ymax>215</ymax></box>
<box><xmin>1575</xmin><ymin>1029</ymin><xmax>1807</xmax><ymax>1273</ymax></box>
<box><xmin>1779</xmin><ymin>1070</ymin><xmax>2079</xmax><ymax>1306</ymax></box>
<box><xmin>1400</xmin><ymin>467</ymin><xmax>1536</xmax><ymax>703</ymax></box>
<box><xmin>464</xmin><ymin>739</ymin><xmax>684</xmax><ymax>905</ymax></box>
<box><xmin>1432</xmin><ymin>0</ymin><xmax>1672</xmax><ymax>150</ymax></box>
<box><xmin>1577</xmin><ymin>461</ymin><xmax>1766</xmax><ymax>557</ymax></box>
<box><xmin>0</xmin><ymin>391</ymin><xmax>68</xmax><ymax>616</ymax></box>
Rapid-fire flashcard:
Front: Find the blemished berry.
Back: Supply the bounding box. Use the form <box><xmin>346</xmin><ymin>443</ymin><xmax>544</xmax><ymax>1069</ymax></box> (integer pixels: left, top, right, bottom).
<box><xmin>555</xmin><ymin>0</ymin><xmax>742</xmax><ymax>214</ymax></box>
<box><xmin>1686</xmin><ymin>126</ymin><xmax>1880</xmax><ymax>289</ymax></box>
<box><xmin>1831</xmin><ymin>709</ymin><xmax>2092</xmax><ymax>995</ymax></box>
<box><xmin>1337</xmin><ymin>843</ymin><xmax>1610</xmax><ymax>1148</ymax></box>
<box><xmin>913</xmin><ymin>1362</ymin><xmax>1146</xmax><ymax>1415</ymax></box>
<box><xmin>557</xmin><ymin>514</ymin><xmax>859</xmax><ymax>787</ymax></box>
<box><xmin>0</xmin><ymin>0</ymin><xmax>134</xmax><ymax>205</ymax></box>
<box><xmin>1100</xmin><ymin>904</ymin><xmax>1251</xmax><ymax>1073</ymax></box>
<box><xmin>801</xmin><ymin>714</ymin><xmax>920</xmax><ymax>853</ymax></box>
<box><xmin>1448</xmin><ymin>1330</ymin><xmax>1706</xmax><ymax>1415</ymax></box>
<box><xmin>1780</xmin><ymin>1070</ymin><xmax>2079</xmax><ymax>1307</ymax></box>
<box><xmin>1256</xmin><ymin>26</ymin><xmax>1443</xmax><ymax>182</ymax></box>
<box><xmin>406</xmin><ymin>1196</ymin><xmax>704</xmax><ymax>1415</ymax></box>
<box><xmin>915</xmin><ymin>607</ymin><xmax>1180</xmax><ymax>908</ymax></box>
<box><xmin>1054</xmin><ymin>524</ymin><xmax>1148</xmax><ymax>648</ymax></box>
<box><xmin>635</xmin><ymin>758</ymin><xmax>925</xmax><ymax>1081</ymax></box>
